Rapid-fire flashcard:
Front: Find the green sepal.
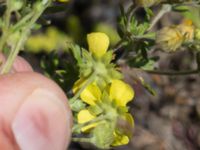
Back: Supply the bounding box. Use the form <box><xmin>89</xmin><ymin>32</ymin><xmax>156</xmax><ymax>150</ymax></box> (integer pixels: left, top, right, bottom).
<box><xmin>70</xmin><ymin>44</ymin><xmax>83</xmax><ymax>66</ymax></box>
<box><xmin>70</xmin><ymin>99</ymin><xmax>86</xmax><ymax>112</ymax></box>
<box><xmin>88</xmin><ymin>104</ymin><xmax>103</xmax><ymax>116</ymax></box>
<box><xmin>91</xmin><ymin>122</ymin><xmax>115</xmax><ymax>149</ymax></box>
<box><xmin>101</xmin><ymin>50</ymin><xmax>113</xmax><ymax>65</ymax></box>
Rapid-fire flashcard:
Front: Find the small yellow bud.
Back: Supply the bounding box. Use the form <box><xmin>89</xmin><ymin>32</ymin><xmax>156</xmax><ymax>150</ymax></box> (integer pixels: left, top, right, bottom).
<box><xmin>87</xmin><ymin>32</ymin><xmax>110</xmax><ymax>58</ymax></box>
<box><xmin>156</xmin><ymin>26</ymin><xmax>183</xmax><ymax>52</ymax></box>
<box><xmin>135</xmin><ymin>0</ymin><xmax>160</xmax><ymax>7</ymax></box>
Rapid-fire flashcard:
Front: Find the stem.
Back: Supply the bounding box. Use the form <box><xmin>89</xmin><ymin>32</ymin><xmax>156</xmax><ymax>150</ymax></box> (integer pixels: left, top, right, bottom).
<box><xmin>1</xmin><ymin>3</ymin><xmax>50</xmax><ymax>74</ymax></box>
<box><xmin>113</xmin><ymin>39</ymin><xmax>124</xmax><ymax>52</ymax></box>
<box><xmin>69</xmin><ymin>73</ymin><xmax>96</xmax><ymax>104</ymax></box>
<box><xmin>12</xmin><ymin>12</ymin><xmax>35</xmax><ymax>32</ymax></box>
<box><xmin>72</xmin><ymin>138</ymin><xmax>91</xmax><ymax>143</ymax></box>
<box><xmin>72</xmin><ymin>115</ymin><xmax>109</xmax><ymax>133</ymax></box>
<box><xmin>0</xmin><ymin>0</ymin><xmax>12</xmax><ymax>51</ymax></box>
<box><xmin>144</xmin><ymin>69</ymin><xmax>199</xmax><ymax>76</ymax></box>
<box><xmin>147</xmin><ymin>4</ymin><xmax>171</xmax><ymax>31</ymax></box>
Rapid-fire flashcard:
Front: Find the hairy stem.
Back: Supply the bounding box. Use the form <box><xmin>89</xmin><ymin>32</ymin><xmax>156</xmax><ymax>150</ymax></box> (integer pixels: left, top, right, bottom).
<box><xmin>72</xmin><ymin>138</ymin><xmax>91</xmax><ymax>143</ymax></box>
<box><xmin>1</xmin><ymin>2</ymin><xmax>50</xmax><ymax>74</ymax></box>
<box><xmin>144</xmin><ymin>69</ymin><xmax>199</xmax><ymax>76</ymax></box>
<box><xmin>0</xmin><ymin>0</ymin><xmax>12</xmax><ymax>51</ymax></box>
<box><xmin>147</xmin><ymin>4</ymin><xmax>171</xmax><ymax>31</ymax></box>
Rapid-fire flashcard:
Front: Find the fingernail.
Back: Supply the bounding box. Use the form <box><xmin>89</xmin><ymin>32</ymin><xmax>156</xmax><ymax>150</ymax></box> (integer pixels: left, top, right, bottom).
<box><xmin>12</xmin><ymin>88</ymin><xmax>71</xmax><ymax>150</ymax></box>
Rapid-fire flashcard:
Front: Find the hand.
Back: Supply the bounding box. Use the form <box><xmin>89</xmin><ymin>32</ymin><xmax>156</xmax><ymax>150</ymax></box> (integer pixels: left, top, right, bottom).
<box><xmin>0</xmin><ymin>54</ymin><xmax>72</xmax><ymax>150</ymax></box>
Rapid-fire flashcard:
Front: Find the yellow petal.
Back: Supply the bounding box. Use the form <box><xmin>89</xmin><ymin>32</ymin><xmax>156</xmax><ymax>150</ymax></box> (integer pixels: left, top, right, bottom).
<box><xmin>112</xmin><ymin>132</ymin><xmax>129</xmax><ymax>146</ymax></box>
<box><xmin>124</xmin><ymin>113</ymin><xmax>134</xmax><ymax>127</ymax></box>
<box><xmin>72</xmin><ymin>78</ymin><xmax>86</xmax><ymax>93</ymax></box>
<box><xmin>80</xmin><ymin>83</ymin><xmax>102</xmax><ymax>105</ymax></box>
<box><xmin>87</xmin><ymin>32</ymin><xmax>109</xmax><ymax>58</ymax></box>
<box><xmin>77</xmin><ymin>109</ymin><xmax>97</xmax><ymax>132</ymax></box>
<box><xmin>110</xmin><ymin>80</ymin><xmax>134</xmax><ymax>106</ymax></box>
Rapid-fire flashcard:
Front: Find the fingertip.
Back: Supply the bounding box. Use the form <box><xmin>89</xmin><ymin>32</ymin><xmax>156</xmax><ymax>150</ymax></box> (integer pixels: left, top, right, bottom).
<box><xmin>0</xmin><ymin>53</ymin><xmax>33</xmax><ymax>73</ymax></box>
<box><xmin>12</xmin><ymin>88</ymin><xmax>71</xmax><ymax>150</ymax></box>
<box><xmin>13</xmin><ymin>56</ymin><xmax>33</xmax><ymax>72</ymax></box>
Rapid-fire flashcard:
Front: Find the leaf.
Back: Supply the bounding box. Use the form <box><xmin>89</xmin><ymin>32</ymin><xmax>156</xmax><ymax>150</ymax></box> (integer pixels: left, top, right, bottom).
<box><xmin>145</xmin><ymin>7</ymin><xmax>154</xmax><ymax>20</ymax></box>
<box><xmin>70</xmin><ymin>44</ymin><xmax>82</xmax><ymax>66</ymax></box>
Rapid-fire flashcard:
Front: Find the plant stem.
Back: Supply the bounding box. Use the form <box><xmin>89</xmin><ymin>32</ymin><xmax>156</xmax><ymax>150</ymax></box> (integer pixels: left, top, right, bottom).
<box><xmin>144</xmin><ymin>69</ymin><xmax>199</xmax><ymax>76</ymax></box>
<box><xmin>147</xmin><ymin>4</ymin><xmax>171</xmax><ymax>31</ymax></box>
<box><xmin>12</xmin><ymin>12</ymin><xmax>35</xmax><ymax>32</ymax></box>
<box><xmin>72</xmin><ymin>137</ymin><xmax>91</xmax><ymax>143</ymax></box>
<box><xmin>72</xmin><ymin>115</ymin><xmax>109</xmax><ymax>133</ymax></box>
<box><xmin>69</xmin><ymin>73</ymin><xmax>96</xmax><ymax>105</ymax></box>
<box><xmin>1</xmin><ymin>3</ymin><xmax>50</xmax><ymax>74</ymax></box>
<box><xmin>0</xmin><ymin>0</ymin><xmax>12</xmax><ymax>51</ymax></box>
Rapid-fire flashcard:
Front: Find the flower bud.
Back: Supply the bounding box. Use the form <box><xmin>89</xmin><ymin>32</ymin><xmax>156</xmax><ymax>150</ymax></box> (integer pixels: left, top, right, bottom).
<box><xmin>87</xmin><ymin>32</ymin><xmax>109</xmax><ymax>58</ymax></box>
<box><xmin>156</xmin><ymin>26</ymin><xmax>183</xmax><ymax>52</ymax></box>
<box><xmin>135</xmin><ymin>0</ymin><xmax>160</xmax><ymax>7</ymax></box>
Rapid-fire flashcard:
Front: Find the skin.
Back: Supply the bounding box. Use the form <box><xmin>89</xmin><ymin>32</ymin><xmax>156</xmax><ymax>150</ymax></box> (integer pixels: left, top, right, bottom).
<box><xmin>0</xmin><ymin>54</ymin><xmax>72</xmax><ymax>150</ymax></box>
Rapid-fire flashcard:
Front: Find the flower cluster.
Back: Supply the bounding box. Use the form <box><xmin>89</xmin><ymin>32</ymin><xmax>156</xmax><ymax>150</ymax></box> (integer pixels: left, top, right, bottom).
<box><xmin>156</xmin><ymin>19</ymin><xmax>194</xmax><ymax>52</ymax></box>
<box><xmin>71</xmin><ymin>33</ymin><xmax>135</xmax><ymax>149</ymax></box>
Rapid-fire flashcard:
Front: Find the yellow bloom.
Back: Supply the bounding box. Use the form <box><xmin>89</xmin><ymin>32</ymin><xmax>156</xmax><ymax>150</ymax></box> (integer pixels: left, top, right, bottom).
<box><xmin>156</xmin><ymin>26</ymin><xmax>183</xmax><ymax>52</ymax></box>
<box><xmin>87</xmin><ymin>32</ymin><xmax>110</xmax><ymax>58</ymax></box>
<box><xmin>77</xmin><ymin>79</ymin><xmax>134</xmax><ymax>108</ymax></box>
<box><xmin>77</xmin><ymin>109</ymin><xmax>98</xmax><ymax>131</ymax></box>
<box><xmin>110</xmin><ymin>80</ymin><xmax>134</xmax><ymax>106</ymax></box>
<box><xmin>112</xmin><ymin>113</ymin><xmax>134</xmax><ymax>146</ymax></box>
<box><xmin>80</xmin><ymin>83</ymin><xmax>102</xmax><ymax>105</ymax></box>
<box><xmin>76</xmin><ymin>80</ymin><xmax>134</xmax><ymax>146</ymax></box>
<box><xmin>112</xmin><ymin>132</ymin><xmax>129</xmax><ymax>146</ymax></box>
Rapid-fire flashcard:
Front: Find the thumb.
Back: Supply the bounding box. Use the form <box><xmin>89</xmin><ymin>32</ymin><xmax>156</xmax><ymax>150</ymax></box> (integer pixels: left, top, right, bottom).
<box><xmin>12</xmin><ymin>88</ymin><xmax>71</xmax><ymax>150</ymax></box>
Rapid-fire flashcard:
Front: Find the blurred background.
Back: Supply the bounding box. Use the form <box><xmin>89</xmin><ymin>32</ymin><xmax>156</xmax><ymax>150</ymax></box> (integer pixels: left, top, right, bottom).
<box><xmin>22</xmin><ymin>0</ymin><xmax>200</xmax><ymax>150</ymax></box>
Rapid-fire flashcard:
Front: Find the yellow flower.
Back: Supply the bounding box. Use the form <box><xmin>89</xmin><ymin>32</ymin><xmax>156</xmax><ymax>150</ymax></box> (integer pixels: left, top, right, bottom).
<box><xmin>80</xmin><ymin>83</ymin><xmax>102</xmax><ymax>105</ymax></box>
<box><xmin>112</xmin><ymin>113</ymin><xmax>134</xmax><ymax>146</ymax></box>
<box><xmin>87</xmin><ymin>32</ymin><xmax>110</xmax><ymax>58</ymax></box>
<box><xmin>110</xmin><ymin>80</ymin><xmax>134</xmax><ymax>107</ymax></box>
<box><xmin>156</xmin><ymin>26</ymin><xmax>183</xmax><ymax>52</ymax></box>
<box><xmin>78</xmin><ymin>79</ymin><xmax>134</xmax><ymax>107</ymax></box>
<box><xmin>77</xmin><ymin>109</ymin><xmax>98</xmax><ymax>131</ymax></box>
<box><xmin>77</xmin><ymin>79</ymin><xmax>134</xmax><ymax>146</ymax></box>
<box><xmin>112</xmin><ymin>132</ymin><xmax>129</xmax><ymax>146</ymax></box>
